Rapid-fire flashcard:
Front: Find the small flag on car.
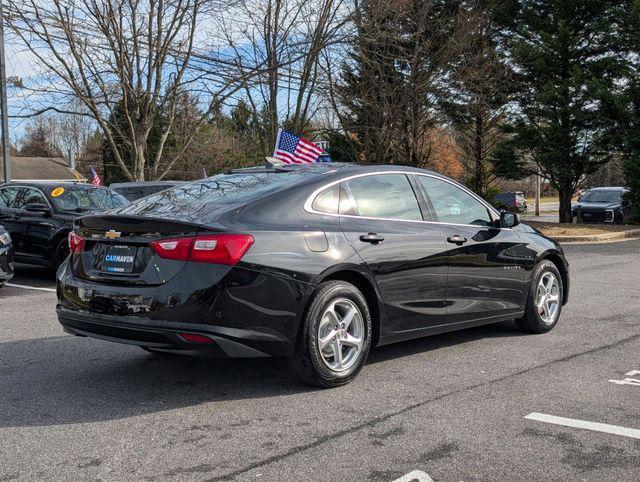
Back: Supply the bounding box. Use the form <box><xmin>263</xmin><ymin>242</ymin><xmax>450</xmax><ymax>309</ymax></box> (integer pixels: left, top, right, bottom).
<box><xmin>273</xmin><ymin>129</ymin><xmax>323</xmax><ymax>164</ymax></box>
<box><xmin>89</xmin><ymin>166</ymin><xmax>102</xmax><ymax>186</ymax></box>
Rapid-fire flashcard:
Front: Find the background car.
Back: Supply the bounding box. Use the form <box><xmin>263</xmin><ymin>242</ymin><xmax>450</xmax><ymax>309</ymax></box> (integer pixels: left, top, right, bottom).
<box><xmin>494</xmin><ymin>191</ymin><xmax>528</xmax><ymax>213</ymax></box>
<box><xmin>572</xmin><ymin>187</ymin><xmax>630</xmax><ymax>224</ymax></box>
<box><xmin>110</xmin><ymin>181</ymin><xmax>185</xmax><ymax>201</ymax></box>
<box><xmin>0</xmin><ymin>182</ymin><xmax>128</xmax><ymax>269</ymax></box>
<box><xmin>57</xmin><ymin>164</ymin><xmax>568</xmax><ymax>387</ymax></box>
<box><xmin>0</xmin><ymin>225</ymin><xmax>14</xmax><ymax>288</ymax></box>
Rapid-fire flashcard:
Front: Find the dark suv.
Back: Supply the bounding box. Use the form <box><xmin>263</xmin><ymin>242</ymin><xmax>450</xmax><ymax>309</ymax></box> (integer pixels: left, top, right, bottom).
<box><xmin>572</xmin><ymin>187</ymin><xmax>630</xmax><ymax>224</ymax></box>
<box><xmin>0</xmin><ymin>182</ymin><xmax>128</xmax><ymax>269</ymax></box>
<box><xmin>494</xmin><ymin>191</ymin><xmax>528</xmax><ymax>213</ymax></box>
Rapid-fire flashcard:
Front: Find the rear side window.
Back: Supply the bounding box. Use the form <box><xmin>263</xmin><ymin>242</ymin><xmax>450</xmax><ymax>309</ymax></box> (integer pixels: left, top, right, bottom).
<box><xmin>311</xmin><ymin>184</ymin><xmax>339</xmax><ymax>214</ymax></box>
<box><xmin>340</xmin><ymin>174</ymin><xmax>422</xmax><ymax>221</ymax></box>
<box><xmin>0</xmin><ymin>187</ymin><xmax>20</xmax><ymax>207</ymax></box>
<box><xmin>417</xmin><ymin>176</ymin><xmax>493</xmax><ymax>226</ymax></box>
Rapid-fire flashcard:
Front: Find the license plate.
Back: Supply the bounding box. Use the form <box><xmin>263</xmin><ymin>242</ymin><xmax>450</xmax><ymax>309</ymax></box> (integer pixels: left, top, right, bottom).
<box><xmin>101</xmin><ymin>245</ymin><xmax>137</xmax><ymax>273</ymax></box>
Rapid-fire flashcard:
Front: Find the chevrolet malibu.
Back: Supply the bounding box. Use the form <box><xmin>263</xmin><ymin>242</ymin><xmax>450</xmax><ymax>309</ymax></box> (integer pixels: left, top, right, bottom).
<box><xmin>57</xmin><ymin>164</ymin><xmax>569</xmax><ymax>387</ymax></box>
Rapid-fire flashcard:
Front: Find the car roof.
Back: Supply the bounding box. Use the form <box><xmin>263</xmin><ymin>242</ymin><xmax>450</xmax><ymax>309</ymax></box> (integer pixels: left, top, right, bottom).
<box><xmin>0</xmin><ymin>181</ymin><xmax>97</xmax><ymax>189</ymax></box>
<box><xmin>228</xmin><ymin>162</ymin><xmax>442</xmax><ymax>177</ymax></box>
<box><xmin>110</xmin><ymin>181</ymin><xmax>185</xmax><ymax>188</ymax></box>
<box><xmin>585</xmin><ymin>186</ymin><xmax>627</xmax><ymax>191</ymax></box>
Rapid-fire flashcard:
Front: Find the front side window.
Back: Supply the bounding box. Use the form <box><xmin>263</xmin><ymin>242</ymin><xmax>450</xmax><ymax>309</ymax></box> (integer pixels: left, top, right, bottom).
<box><xmin>340</xmin><ymin>174</ymin><xmax>422</xmax><ymax>221</ymax></box>
<box><xmin>0</xmin><ymin>187</ymin><xmax>21</xmax><ymax>208</ymax></box>
<box><xmin>15</xmin><ymin>188</ymin><xmax>47</xmax><ymax>209</ymax></box>
<box><xmin>417</xmin><ymin>176</ymin><xmax>493</xmax><ymax>226</ymax></box>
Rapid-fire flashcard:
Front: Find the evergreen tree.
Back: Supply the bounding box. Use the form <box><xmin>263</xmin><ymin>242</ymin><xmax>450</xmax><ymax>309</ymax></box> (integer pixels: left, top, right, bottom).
<box><xmin>494</xmin><ymin>0</ymin><xmax>623</xmax><ymax>222</ymax></box>
<box><xmin>618</xmin><ymin>0</ymin><xmax>640</xmax><ymax>222</ymax></box>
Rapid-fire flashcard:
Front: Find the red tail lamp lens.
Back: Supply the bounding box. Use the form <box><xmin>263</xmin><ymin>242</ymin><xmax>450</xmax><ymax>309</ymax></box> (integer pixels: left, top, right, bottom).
<box><xmin>68</xmin><ymin>231</ymin><xmax>85</xmax><ymax>254</ymax></box>
<box><xmin>151</xmin><ymin>234</ymin><xmax>254</xmax><ymax>266</ymax></box>
<box><xmin>149</xmin><ymin>237</ymin><xmax>193</xmax><ymax>261</ymax></box>
<box><xmin>179</xmin><ymin>333</ymin><xmax>213</xmax><ymax>344</ymax></box>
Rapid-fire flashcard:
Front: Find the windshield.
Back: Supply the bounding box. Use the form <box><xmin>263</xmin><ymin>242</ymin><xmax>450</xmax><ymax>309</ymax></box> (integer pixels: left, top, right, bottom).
<box><xmin>579</xmin><ymin>190</ymin><xmax>621</xmax><ymax>204</ymax></box>
<box><xmin>50</xmin><ymin>186</ymin><xmax>129</xmax><ymax>211</ymax></box>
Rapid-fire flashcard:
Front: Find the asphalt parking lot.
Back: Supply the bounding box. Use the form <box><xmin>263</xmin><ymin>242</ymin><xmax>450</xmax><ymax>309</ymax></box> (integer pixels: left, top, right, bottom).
<box><xmin>1</xmin><ymin>240</ymin><xmax>639</xmax><ymax>481</ymax></box>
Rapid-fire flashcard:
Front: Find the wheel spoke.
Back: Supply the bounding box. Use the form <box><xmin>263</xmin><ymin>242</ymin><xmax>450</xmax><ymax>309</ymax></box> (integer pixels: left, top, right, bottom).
<box><xmin>548</xmin><ymin>293</ymin><xmax>559</xmax><ymax>303</ymax></box>
<box><xmin>319</xmin><ymin>330</ymin><xmax>337</xmax><ymax>349</ymax></box>
<box><xmin>544</xmin><ymin>275</ymin><xmax>554</xmax><ymax>292</ymax></box>
<box><xmin>341</xmin><ymin>333</ymin><xmax>362</xmax><ymax>348</ymax></box>
<box><xmin>332</xmin><ymin>339</ymin><xmax>343</xmax><ymax>368</ymax></box>
<box><xmin>545</xmin><ymin>300</ymin><xmax>554</xmax><ymax>320</ymax></box>
<box><xmin>341</xmin><ymin>306</ymin><xmax>357</xmax><ymax>330</ymax></box>
<box><xmin>540</xmin><ymin>301</ymin><xmax>548</xmax><ymax>318</ymax></box>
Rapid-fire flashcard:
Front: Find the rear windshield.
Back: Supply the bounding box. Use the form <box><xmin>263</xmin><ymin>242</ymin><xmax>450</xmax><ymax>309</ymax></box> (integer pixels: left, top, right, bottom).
<box><xmin>50</xmin><ymin>186</ymin><xmax>128</xmax><ymax>212</ymax></box>
<box><xmin>112</xmin><ymin>172</ymin><xmax>307</xmax><ymax>222</ymax></box>
<box><xmin>114</xmin><ymin>185</ymin><xmax>176</xmax><ymax>201</ymax></box>
<box><xmin>579</xmin><ymin>190</ymin><xmax>621</xmax><ymax>203</ymax></box>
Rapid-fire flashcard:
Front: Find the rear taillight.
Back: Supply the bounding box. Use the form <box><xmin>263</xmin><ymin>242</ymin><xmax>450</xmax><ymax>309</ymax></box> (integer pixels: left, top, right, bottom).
<box><xmin>150</xmin><ymin>234</ymin><xmax>254</xmax><ymax>266</ymax></box>
<box><xmin>68</xmin><ymin>231</ymin><xmax>85</xmax><ymax>254</ymax></box>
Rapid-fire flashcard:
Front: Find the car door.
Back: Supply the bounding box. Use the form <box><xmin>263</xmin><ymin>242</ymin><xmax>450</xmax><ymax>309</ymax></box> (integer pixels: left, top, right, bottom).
<box><xmin>11</xmin><ymin>187</ymin><xmax>56</xmax><ymax>262</ymax></box>
<box><xmin>334</xmin><ymin>172</ymin><xmax>449</xmax><ymax>337</ymax></box>
<box><xmin>414</xmin><ymin>174</ymin><xmax>527</xmax><ymax>324</ymax></box>
<box><xmin>0</xmin><ymin>186</ymin><xmax>25</xmax><ymax>251</ymax></box>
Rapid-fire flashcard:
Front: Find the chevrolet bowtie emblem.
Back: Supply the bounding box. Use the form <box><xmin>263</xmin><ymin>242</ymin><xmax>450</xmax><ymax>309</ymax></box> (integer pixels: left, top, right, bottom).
<box><xmin>105</xmin><ymin>229</ymin><xmax>121</xmax><ymax>240</ymax></box>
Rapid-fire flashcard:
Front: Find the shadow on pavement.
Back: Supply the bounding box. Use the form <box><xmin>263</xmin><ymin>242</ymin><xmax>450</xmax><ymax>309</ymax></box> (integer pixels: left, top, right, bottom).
<box><xmin>0</xmin><ymin>321</ymin><xmax>522</xmax><ymax>428</ymax></box>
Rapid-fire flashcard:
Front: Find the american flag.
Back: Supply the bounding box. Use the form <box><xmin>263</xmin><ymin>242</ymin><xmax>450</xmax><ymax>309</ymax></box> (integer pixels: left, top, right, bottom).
<box><xmin>273</xmin><ymin>129</ymin><xmax>323</xmax><ymax>164</ymax></box>
<box><xmin>89</xmin><ymin>165</ymin><xmax>102</xmax><ymax>186</ymax></box>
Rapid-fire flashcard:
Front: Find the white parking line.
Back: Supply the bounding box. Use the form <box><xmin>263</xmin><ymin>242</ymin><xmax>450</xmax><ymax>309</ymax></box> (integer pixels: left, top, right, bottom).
<box><xmin>392</xmin><ymin>470</ymin><xmax>434</xmax><ymax>482</ymax></box>
<box><xmin>5</xmin><ymin>283</ymin><xmax>56</xmax><ymax>293</ymax></box>
<box><xmin>525</xmin><ymin>412</ymin><xmax>640</xmax><ymax>439</ymax></box>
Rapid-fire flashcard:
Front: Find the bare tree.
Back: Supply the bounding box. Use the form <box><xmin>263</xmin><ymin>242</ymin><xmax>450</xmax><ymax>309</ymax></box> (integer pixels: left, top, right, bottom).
<box><xmin>7</xmin><ymin>0</ymin><xmax>245</xmax><ymax>180</ymax></box>
<box><xmin>215</xmin><ymin>0</ymin><xmax>351</xmax><ymax>154</ymax></box>
<box><xmin>440</xmin><ymin>1</ymin><xmax>512</xmax><ymax>197</ymax></box>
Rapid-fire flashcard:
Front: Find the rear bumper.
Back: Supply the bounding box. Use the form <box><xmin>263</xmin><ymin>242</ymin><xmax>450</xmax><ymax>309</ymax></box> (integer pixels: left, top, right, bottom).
<box><xmin>57</xmin><ymin>307</ymin><xmax>287</xmax><ymax>358</ymax></box>
<box><xmin>56</xmin><ymin>258</ymin><xmax>312</xmax><ymax>358</ymax></box>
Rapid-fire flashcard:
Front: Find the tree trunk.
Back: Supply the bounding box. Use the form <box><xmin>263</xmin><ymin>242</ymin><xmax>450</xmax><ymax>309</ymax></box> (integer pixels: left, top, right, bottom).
<box><xmin>558</xmin><ymin>185</ymin><xmax>573</xmax><ymax>223</ymax></box>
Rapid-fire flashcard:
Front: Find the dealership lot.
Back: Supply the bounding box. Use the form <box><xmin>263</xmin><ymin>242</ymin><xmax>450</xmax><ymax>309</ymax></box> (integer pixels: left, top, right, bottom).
<box><xmin>1</xmin><ymin>240</ymin><xmax>639</xmax><ymax>481</ymax></box>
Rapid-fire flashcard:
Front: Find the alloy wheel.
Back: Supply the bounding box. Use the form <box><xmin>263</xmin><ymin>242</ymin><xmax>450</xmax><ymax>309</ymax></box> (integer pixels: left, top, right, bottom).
<box><xmin>317</xmin><ymin>298</ymin><xmax>364</xmax><ymax>372</ymax></box>
<box><xmin>536</xmin><ymin>272</ymin><xmax>560</xmax><ymax>324</ymax></box>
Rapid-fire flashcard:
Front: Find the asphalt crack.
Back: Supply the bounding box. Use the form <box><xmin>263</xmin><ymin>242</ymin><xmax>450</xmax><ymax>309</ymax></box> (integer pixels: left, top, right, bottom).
<box><xmin>208</xmin><ymin>330</ymin><xmax>640</xmax><ymax>481</ymax></box>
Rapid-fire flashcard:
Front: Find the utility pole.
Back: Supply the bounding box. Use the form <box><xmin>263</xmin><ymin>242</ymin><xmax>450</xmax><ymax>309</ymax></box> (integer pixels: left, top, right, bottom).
<box><xmin>534</xmin><ymin>166</ymin><xmax>541</xmax><ymax>217</ymax></box>
<box><xmin>0</xmin><ymin>0</ymin><xmax>10</xmax><ymax>183</ymax></box>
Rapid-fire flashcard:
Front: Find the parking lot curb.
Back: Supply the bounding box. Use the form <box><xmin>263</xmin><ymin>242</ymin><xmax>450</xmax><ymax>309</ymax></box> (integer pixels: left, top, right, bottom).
<box><xmin>550</xmin><ymin>228</ymin><xmax>640</xmax><ymax>243</ymax></box>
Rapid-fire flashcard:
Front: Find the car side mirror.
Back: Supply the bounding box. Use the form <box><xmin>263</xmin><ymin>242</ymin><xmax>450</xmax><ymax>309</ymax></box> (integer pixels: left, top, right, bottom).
<box><xmin>25</xmin><ymin>203</ymin><xmax>52</xmax><ymax>216</ymax></box>
<box><xmin>500</xmin><ymin>211</ymin><xmax>520</xmax><ymax>228</ymax></box>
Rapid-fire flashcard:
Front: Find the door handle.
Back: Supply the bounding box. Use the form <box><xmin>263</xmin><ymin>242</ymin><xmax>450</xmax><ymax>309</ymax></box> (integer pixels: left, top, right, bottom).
<box><xmin>359</xmin><ymin>232</ymin><xmax>384</xmax><ymax>244</ymax></box>
<box><xmin>447</xmin><ymin>235</ymin><xmax>468</xmax><ymax>246</ymax></box>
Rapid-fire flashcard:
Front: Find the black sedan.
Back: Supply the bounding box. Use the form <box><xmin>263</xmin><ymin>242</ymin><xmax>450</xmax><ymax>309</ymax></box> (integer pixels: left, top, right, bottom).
<box><xmin>572</xmin><ymin>187</ymin><xmax>630</xmax><ymax>224</ymax></box>
<box><xmin>57</xmin><ymin>164</ymin><xmax>569</xmax><ymax>387</ymax></box>
<box><xmin>0</xmin><ymin>225</ymin><xmax>13</xmax><ymax>287</ymax></box>
<box><xmin>0</xmin><ymin>182</ymin><xmax>128</xmax><ymax>270</ymax></box>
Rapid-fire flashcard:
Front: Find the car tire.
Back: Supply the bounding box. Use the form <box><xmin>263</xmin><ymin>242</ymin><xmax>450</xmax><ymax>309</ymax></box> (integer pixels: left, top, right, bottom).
<box><xmin>515</xmin><ymin>260</ymin><xmax>563</xmax><ymax>334</ymax></box>
<box><xmin>290</xmin><ymin>280</ymin><xmax>372</xmax><ymax>388</ymax></box>
<box><xmin>52</xmin><ymin>237</ymin><xmax>70</xmax><ymax>270</ymax></box>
